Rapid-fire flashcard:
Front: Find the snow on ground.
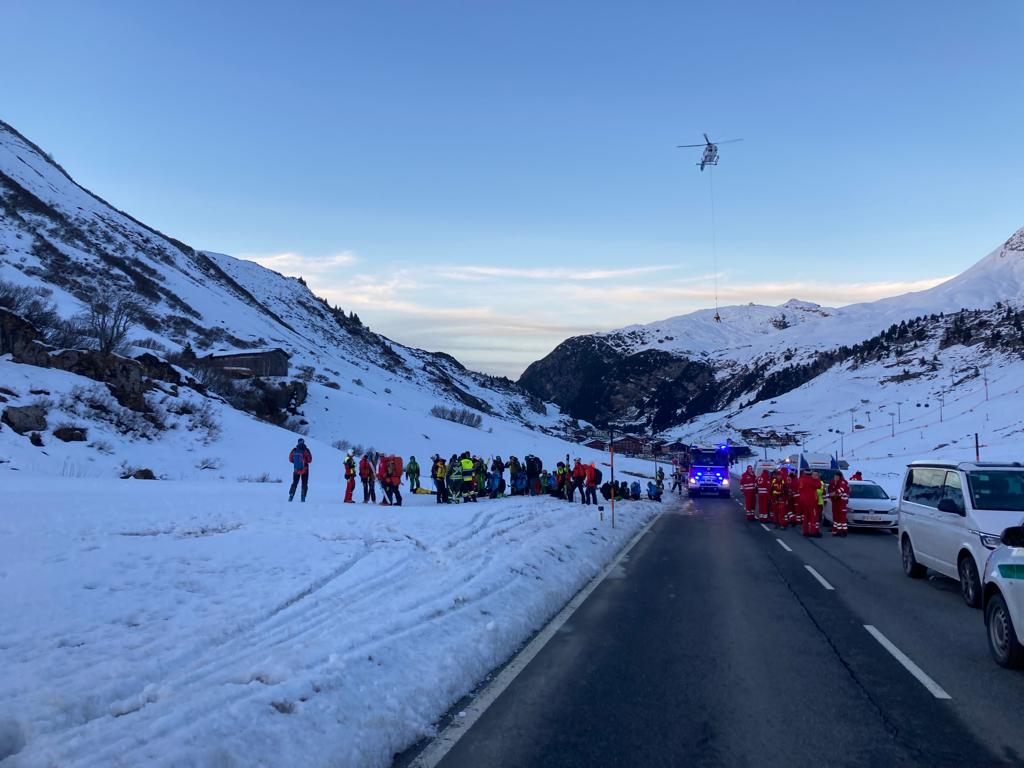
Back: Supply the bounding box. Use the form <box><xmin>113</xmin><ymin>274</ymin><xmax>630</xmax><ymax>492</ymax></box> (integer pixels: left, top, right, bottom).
<box><xmin>0</xmin><ymin>476</ymin><xmax>658</xmax><ymax>767</ymax></box>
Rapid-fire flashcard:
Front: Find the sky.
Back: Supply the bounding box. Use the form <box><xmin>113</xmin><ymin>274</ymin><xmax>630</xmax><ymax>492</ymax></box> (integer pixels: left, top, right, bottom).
<box><xmin>2</xmin><ymin>0</ymin><xmax>1022</xmax><ymax>377</ymax></box>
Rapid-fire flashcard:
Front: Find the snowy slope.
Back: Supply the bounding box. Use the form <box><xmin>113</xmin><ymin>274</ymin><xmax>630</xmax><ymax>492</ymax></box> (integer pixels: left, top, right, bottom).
<box><xmin>1</xmin><ymin>118</ymin><xmax>576</xmax><ymax>479</ymax></box>
<box><xmin>602</xmin><ymin>228</ymin><xmax>1024</xmax><ymax>368</ymax></box>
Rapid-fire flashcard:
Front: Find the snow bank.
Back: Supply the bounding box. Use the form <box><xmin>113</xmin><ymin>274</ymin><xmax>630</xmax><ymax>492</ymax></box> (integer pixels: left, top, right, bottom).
<box><xmin>0</xmin><ymin>477</ymin><xmax>657</xmax><ymax>767</ymax></box>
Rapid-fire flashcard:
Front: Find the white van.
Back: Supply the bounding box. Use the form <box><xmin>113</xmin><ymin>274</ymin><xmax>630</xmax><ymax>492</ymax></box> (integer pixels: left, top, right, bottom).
<box><xmin>898</xmin><ymin>460</ymin><xmax>1024</xmax><ymax>608</ymax></box>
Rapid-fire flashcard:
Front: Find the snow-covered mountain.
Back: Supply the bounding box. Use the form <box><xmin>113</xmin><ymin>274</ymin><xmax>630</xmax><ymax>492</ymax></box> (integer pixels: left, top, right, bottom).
<box><xmin>0</xmin><ymin>119</ymin><xmax>581</xmax><ymax>478</ymax></box>
<box><xmin>519</xmin><ymin>227</ymin><xmax>1024</xmax><ymax>433</ymax></box>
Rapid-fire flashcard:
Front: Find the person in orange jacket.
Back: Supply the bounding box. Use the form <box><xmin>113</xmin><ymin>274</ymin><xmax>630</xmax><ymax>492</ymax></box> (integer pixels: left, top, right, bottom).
<box><xmin>755</xmin><ymin>469</ymin><xmax>771</xmax><ymax>522</ymax></box>
<box><xmin>830</xmin><ymin>472</ymin><xmax>850</xmax><ymax>537</ymax></box>
<box><xmin>740</xmin><ymin>465</ymin><xmax>757</xmax><ymax>520</ymax></box>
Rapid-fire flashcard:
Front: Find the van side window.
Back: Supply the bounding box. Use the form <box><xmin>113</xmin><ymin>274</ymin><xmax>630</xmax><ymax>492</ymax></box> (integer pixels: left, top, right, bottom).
<box><xmin>904</xmin><ymin>467</ymin><xmax>945</xmax><ymax>508</ymax></box>
<box><xmin>941</xmin><ymin>471</ymin><xmax>965</xmax><ymax>514</ymax></box>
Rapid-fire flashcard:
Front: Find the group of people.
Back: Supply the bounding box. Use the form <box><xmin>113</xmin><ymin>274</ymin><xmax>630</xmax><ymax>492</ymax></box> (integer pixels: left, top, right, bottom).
<box><xmin>738</xmin><ymin>465</ymin><xmax>852</xmax><ymax>537</ymax></box>
<box><xmin>286</xmin><ymin>438</ymin><xmax>664</xmax><ymax>507</ymax></box>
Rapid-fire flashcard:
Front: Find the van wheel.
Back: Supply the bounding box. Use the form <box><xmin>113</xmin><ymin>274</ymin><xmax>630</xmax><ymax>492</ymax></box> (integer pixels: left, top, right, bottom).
<box><xmin>958</xmin><ymin>553</ymin><xmax>982</xmax><ymax>608</ymax></box>
<box><xmin>901</xmin><ymin>535</ymin><xmax>926</xmax><ymax>578</ymax></box>
<box><xmin>986</xmin><ymin>592</ymin><xmax>1024</xmax><ymax>668</ymax></box>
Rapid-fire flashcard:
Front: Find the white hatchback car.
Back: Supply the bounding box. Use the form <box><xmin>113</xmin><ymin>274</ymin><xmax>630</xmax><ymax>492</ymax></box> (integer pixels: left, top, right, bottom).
<box><xmin>824</xmin><ymin>479</ymin><xmax>897</xmax><ymax>530</ymax></box>
<box><xmin>898</xmin><ymin>461</ymin><xmax>1024</xmax><ymax>608</ymax></box>
<box><xmin>982</xmin><ymin>525</ymin><xmax>1024</xmax><ymax>668</ymax></box>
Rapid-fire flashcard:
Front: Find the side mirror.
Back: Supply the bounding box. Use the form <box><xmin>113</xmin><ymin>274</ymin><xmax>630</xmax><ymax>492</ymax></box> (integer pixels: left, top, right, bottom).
<box><xmin>937</xmin><ymin>498</ymin><xmax>964</xmax><ymax>515</ymax></box>
<box><xmin>1001</xmin><ymin>526</ymin><xmax>1024</xmax><ymax>547</ymax></box>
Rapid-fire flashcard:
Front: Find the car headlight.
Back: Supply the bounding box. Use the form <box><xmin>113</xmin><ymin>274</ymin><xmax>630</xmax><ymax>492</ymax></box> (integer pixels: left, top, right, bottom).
<box><xmin>689</xmin><ymin>477</ymin><xmax>697</xmax><ymax>484</ymax></box>
<box><xmin>722</xmin><ymin>478</ymin><xmax>730</xmax><ymax>486</ymax></box>
<box><xmin>979</xmin><ymin>533</ymin><xmax>1002</xmax><ymax>550</ymax></box>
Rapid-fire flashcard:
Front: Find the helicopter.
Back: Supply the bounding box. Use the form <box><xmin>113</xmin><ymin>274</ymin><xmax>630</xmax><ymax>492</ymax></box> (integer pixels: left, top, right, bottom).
<box><xmin>677</xmin><ymin>133</ymin><xmax>743</xmax><ymax>171</ymax></box>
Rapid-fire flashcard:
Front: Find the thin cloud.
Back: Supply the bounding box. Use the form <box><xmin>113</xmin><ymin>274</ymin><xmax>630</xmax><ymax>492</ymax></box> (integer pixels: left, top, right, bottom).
<box><xmin>243</xmin><ymin>251</ymin><xmax>358</xmax><ymax>276</ymax></box>
<box><xmin>431</xmin><ymin>264</ymin><xmax>678</xmax><ymax>282</ymax></box>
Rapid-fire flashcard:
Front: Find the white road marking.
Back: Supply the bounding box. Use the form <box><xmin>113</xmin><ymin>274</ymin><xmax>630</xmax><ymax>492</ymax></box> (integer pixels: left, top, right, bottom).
<box><xmin>776</xmin><ymin>538</ymin><xmax>793</xmax><ymax>552</ymax></box>
<box><xmin>804</xmin><ymin>564</ymin><xmax>835</xmax><ymax>591</ymax></box>
<box><xmin>410</xmin><ymin>512</ymin><xmax>663</xmax><ymax>767</ymax></box>
<box><xmin>760</xmin><ymin>524</ymin><xmax>771</xmax><ymax>533</ymax></box>
<box><xmin>864</xmin><ymin>625</ymin><xmax>952</xmax><ymax>700</ymax></box>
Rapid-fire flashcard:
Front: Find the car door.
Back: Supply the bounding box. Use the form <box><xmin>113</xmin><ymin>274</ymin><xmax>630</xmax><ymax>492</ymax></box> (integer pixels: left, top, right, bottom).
<box><xmin>930</xmin><ymin>470</ymin><xmax>968</xmax><ymax>578</ymax></box>
<box><xmin>902</xmin><ymin>467</ymin><xmax>946</xmax><ymax>569</ymax></box>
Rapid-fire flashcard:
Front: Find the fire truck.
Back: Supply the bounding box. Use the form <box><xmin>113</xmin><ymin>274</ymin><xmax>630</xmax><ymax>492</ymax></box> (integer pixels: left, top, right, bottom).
<box><xmin>687</xmin><ymin>445</ymin><xmax>731</xmax><ymax>498</ymax></box>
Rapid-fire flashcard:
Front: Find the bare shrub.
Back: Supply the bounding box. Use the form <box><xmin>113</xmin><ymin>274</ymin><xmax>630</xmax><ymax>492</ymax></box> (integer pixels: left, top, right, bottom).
<box><xmin>83</xmin><ymin>290</ymin><xmax>140</xmax><ymax>356</ymax></box>
<box><xmin>238</xmin><ymin>473</ymin><xmax>282</xmax><ymax>483</ymax></box>
<box><xmin>196</xmin><ymin>457</ymin><xmax>223</xmax><ymax>471</ymax></box>
<box><xmin>430</xmin><ymin>404</ymin><xmax>482</xmax><ymax>428</ymax></box>
<box><xmin>61</xmin><ymin>385</ymin><xmax>161</xmax><ymax>440</ymax></box>
<box><xmin>0</xmin><ymin>279</ymin><xmax>58</xmax><ymax>331</ymax></box>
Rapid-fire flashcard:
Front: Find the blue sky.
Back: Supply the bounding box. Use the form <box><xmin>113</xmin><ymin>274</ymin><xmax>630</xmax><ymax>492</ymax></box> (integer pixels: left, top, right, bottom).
<box><xmin>3</xmin><ymin>0</ymin><xmax>1022</xmax><ymax>376</ymax></box>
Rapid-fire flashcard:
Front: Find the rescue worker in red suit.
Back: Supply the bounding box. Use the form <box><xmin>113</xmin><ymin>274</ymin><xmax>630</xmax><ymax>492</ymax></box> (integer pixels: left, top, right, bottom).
<box><xmin>756</xmin><ymin>469</ymin><xmax>771</xmax><ymax>522</ymax></box>
<box><xmin>799</xmin><ymin>470</ymin><xmax>823</xmax><ymax>537</ymax></box>
<box><xmin>785</xmin><ymin>468</ymin><xmax>798</xmax><ymax>526</ymax></box>
<box><xmin>850</xmin><ymin>470</ymin><xmax>863</xmax><ymax>481</ymax></box>
<box><xmin>771</xmin><ymin>470</ymin><xmax>788</xmax><ymax>529</ymax></box>
<box><xmin>343</xmin><ymin>449</ymin><xmax>356</xmax><ymax>503</ymax></box>
<box><xmin>829</xmin><ymin>472</ymin><xmax>850</xmax><ymax>537</ymax></box>
<box><xmin>740</xmin><ymin>465</ymin><xmax>757</xmax><ymax>520</ymax></box>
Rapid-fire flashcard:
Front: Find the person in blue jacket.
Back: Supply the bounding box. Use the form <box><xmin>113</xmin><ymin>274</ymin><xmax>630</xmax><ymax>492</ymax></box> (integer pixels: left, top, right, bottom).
<box><xmin>288</xmin><ymin>438</ymin><xmax>312</xmax><ymax>502</ymax></box>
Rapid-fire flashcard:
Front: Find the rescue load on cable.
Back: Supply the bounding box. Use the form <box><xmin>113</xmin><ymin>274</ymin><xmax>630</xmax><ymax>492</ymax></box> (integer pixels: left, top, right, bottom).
<box><xmin>677</xmin><ymin>132</ymin><xmax>743</xmax><ymax>322</ymax></box>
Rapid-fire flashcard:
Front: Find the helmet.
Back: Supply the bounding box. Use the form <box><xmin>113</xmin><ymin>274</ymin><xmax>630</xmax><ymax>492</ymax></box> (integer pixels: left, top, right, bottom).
<box><xmin>347</xmin><ymin>449</ymin><xmax>353</xmax><ymax>456</ymax></box>
<box><xmin>297</xmin><ymin>438</ymin><xmax>305</xmax><ymax>445</ymax></box>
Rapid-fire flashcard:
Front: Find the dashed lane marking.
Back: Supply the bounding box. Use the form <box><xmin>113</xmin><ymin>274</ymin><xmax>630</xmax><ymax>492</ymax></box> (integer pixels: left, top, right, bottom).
<box><xmin>864</xmin><ymin>624</ymin><xmax>952</xmax><ymax>700</ymax></box>
<box><xmin>776</xmin><ymin>538</ymin><xmax>793</xmax><ymax>553</ymax></box>
<box><xmin>804</xmin><ymin>564</ymin><xmax>835</xmax><ymax>591</ymax></box>
<box><xmin>760</xmin><ymin>524</ymin><xmax>771</xmax><ymax>533</ymax></box>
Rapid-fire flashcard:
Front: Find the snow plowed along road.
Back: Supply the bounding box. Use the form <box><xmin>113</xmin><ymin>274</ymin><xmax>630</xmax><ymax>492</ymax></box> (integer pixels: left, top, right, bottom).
<box><xmin>0</xmin><ymin>477</ymin><xmax>656</xmax><ymax>767</ymax></box>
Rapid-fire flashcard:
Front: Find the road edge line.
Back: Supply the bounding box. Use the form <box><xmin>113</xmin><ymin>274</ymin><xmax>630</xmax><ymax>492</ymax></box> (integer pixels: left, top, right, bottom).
<box><xmin>776</xmin><ymin>538</ymin><xmax>793</xmax><ymax>552</ymax></box>
<box><xmin>864</xmin><ymin>624</ymin><xmax>952</xmax><ymax>700</ymax></box>
<box><xmin>410</xmin><ymin>510</ymin><xmax>663</xmax><ymax>767</ymax></box>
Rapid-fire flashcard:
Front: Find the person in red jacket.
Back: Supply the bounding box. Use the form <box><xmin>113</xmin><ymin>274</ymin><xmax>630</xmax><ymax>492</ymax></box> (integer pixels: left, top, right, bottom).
<box><xmin>740</xmin><ymin>465</ymin><xmax>757</xmax><ymax>520</ymax></box>
<box><xmin>756</xmin><ymin>469</ymin><xmax>771</xmax><ymax>522</ymax></box>
<box><xmin>343</xmin><ymin>449</ymin><xmax>356</xmax><ymax>503</ymax></box>
<box><xmin>288</xmin><ymin>438</ymin><xmax>312</xmax><ymax>502</ymax></box>
<box><xmin>830</xmin><ymin>472</ymin><xmax>850</xmax><ymax>537</ymax></box>
<box><xmin>570</xmin><ymin>458</ymin><xmax>587</xmax><ymax>503</ymax></box>
<box><xmin>786</xmin><ymin>468</ymin><xmax>798</xmax><ymax>527</ymax></box>
<box><xmin>799</xmin><ymin>470</ymin><xmax>823</xmax><ymax>537</ymax></box>
<box><xmin>771</xmin><ymin>468</ymin><xmax>789</xmax><ymax>529</ymax></box>
<box><xmin>358</xmin><ymin>453</ymin><xmax>376</xmax><ymax>504</ymax></box>
<box><xmin>387</xmin><ymin>456</ymin><xmax>403</xmax><ymax>507</ymax></box>
<box><xmin>583</xmin><ymin>463</ymin><xmax>599</xmax><ymax>505</ymax></box>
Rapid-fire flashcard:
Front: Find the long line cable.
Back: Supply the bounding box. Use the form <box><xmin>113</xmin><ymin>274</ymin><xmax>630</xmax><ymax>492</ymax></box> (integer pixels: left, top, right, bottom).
<box><xmin>708</xmin><ymin>164</ymin><xmax>720</xmax><ymax>320</ymax></box>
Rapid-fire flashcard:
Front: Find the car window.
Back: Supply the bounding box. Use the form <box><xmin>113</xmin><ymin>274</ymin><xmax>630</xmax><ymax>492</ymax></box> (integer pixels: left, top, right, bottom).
<box><xmin>849</xmin><ymin>484</ymin><xmax>889</xmax><ymax>500</ymax></box>
<box><xmin>966</xmin><ymin>470</ymin><xmax>1024</xmax><ymax>511</ymax></box>
<box><xmin>903</xmin><ymin>467</ymin><xmax>945</xmax><ymax>507</ymax></box>
<box><xmin>941</xmin><ymin>472</ymin><xmax>966</xmax><ymax>514</ymax></box>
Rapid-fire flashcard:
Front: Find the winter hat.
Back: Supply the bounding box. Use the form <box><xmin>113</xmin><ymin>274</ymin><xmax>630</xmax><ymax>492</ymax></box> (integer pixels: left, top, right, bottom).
<box><xmin>347</xmin><ymin>449</ymin><xmax>354</xmax><ymax>456</ymax></box>
<box><xmin>297</xmin><ymin>438</ymin><xmax>305</xmax><ymax>445</ymax></box>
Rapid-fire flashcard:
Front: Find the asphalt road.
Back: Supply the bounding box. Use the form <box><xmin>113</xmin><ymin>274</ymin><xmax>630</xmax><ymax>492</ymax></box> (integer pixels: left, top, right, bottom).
<box><xmin>407</xmin><ymin>491</ymin><xmax>1024</xmax><ymax>768</ymax></box>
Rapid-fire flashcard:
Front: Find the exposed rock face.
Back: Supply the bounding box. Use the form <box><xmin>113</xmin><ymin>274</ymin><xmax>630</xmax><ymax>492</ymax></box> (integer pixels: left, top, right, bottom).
<box><xmin>518</xmin><ymin>335</ymin><xmax>718</xmax><ymax>431</ymax></box>
<box><xmin>48</xmin><ymin>349</ymin><xmax>146</xmax><ymax>410</ymax></box>
<box><xmin>2</xmin><ymin>405</ymin><xmax>47</xmax><ymax>434</ymax></box>
<box><xmin>53</xmin><ymin>426</ymin><xmax>88</xmax><ymax>442</ymax></box>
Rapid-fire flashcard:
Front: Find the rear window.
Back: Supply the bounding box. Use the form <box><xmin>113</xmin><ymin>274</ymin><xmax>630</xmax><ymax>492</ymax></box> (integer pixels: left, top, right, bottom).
<box><xmin>850</xmin><ymin>484</ymin><xmax>889</xmax><ymax>500</ymax></box>
<box><xmin>966</xmin><ymin>470</ymin><xmax>1024</xmax><ymax>511</ymax></box>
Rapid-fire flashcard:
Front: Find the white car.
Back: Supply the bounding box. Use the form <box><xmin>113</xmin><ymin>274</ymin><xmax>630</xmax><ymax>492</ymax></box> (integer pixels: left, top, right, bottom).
<box><xmin>899</xmin><ymin>460</ymin><xmax>1024</xmax><ymax>608</ymax></box>
<box><xmin>824</xmin><ymin>479</ymin><xmax>897</xmax><ymax>530</ymax></box>
<box><xmin>982</xmin><ymin>525</ymin><xmax>1024</xmax><ymax>668</ymax></box>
